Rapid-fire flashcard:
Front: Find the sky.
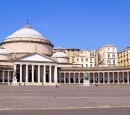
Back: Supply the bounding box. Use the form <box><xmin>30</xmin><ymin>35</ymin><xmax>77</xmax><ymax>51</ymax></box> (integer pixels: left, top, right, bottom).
<box><xmin>0</xmin><ymin>0</ymin><xmax>130</xmax><ymax>51</ymax></box>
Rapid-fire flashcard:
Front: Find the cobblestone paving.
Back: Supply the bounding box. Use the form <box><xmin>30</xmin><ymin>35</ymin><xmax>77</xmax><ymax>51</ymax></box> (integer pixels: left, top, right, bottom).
<box><xmin>0</xmin><ymin>85</ymin><xmax>130</xmax><ymax>114</ymax></box>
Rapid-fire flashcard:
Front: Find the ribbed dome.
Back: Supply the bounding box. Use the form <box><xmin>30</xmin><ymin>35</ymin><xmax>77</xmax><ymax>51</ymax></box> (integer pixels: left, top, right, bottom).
<box><xmin>0</xmin><ymin>46</ymin><xmax>10</xmax><ymax>54</ymax></box>
<box><xmin>52</xmin><ymin>52</ymin><xmax>68</xmax><ymax>58</ymax></box>
<box><xmin>5</xmin><ymin>23</ymin><xmax>48</xmax><ymax>40</ymax></box>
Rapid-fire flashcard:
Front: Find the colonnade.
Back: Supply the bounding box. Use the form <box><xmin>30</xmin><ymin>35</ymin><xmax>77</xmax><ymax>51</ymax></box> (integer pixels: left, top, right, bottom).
<box><xmin>14</xmin><ymin>64</ymin><xmax>57</xmax><ymax>84</ymax></box>
<box><xmin>0</xmin><ymin>70</ymin><xmax>13</xmax><ymax>83</ymax></box>
<box><xmin>59</xmin><ymin>71</ymin><xmax>130</xmax><ymax>84</ymax></box>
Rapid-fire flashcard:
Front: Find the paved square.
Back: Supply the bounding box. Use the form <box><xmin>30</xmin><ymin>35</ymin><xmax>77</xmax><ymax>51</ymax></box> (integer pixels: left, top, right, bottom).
<box><xmin>0</xmin><ymin>85</ymin><xmax>130</xmax><ymax>115</ymax></box>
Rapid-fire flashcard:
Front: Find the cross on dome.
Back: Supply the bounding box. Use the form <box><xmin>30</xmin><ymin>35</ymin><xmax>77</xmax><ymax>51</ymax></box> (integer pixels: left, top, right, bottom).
<box><xmin>22</xmin><ymin>20</ymin><xmax>32</xmax><ymax>29</ymax></box>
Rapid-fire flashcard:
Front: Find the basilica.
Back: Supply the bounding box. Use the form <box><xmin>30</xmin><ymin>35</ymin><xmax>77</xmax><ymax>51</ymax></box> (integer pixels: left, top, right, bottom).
<box><xmin>0</xmin><ymin>23</ymin><xmax>130</xmax><ymax>85</ymax></box>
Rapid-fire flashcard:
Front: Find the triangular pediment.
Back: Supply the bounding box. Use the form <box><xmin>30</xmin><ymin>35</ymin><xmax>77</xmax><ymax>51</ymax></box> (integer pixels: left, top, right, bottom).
<box><xmin>17</xmin><ymin>53</ymin><xmax>56</xmax><ymax>62</ymax></box>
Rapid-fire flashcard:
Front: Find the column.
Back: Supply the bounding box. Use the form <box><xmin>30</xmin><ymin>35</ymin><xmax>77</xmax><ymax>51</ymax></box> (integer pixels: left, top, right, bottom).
<box><xmin>98</xmin><ymin>72</ymin><xmax>100</xmax><ymax>84</ymax></box>
<box><xmin>93</xmin><ymin>72</ymin><xmax>95</xmax><ymax>84</ymax></box>
<box><xmin>69</xmin><ymin>72</ymin><xmax>70</xmax><ymax>84</ymax></box>
<box><xmin>122</xmin><ymin>72</ymin><xmax>124</xmax><ymax>84</ymax></box>
<box><xmin>38</xmin><ymin>65</ymin><xmax>40</xmax><ymax>83</ymax></box>
<box><xmin>2</xmin><ymin>71</ymin><xmax>4</xmax><ymax>83</ymax></box>
<box><xmin>103</xmin><ymin>72</ymin><xmax>105</xmax><ymax>84</ymax></box>
<box><xmin>49</xmin><ymin>65</ymin><xmax>52</xmax><ymax>83</ymax></box>
<box><xmin>26</xmin><ymin>65</ymin><xmax>28</xmax><ymax>82</ymax></box>
<box><xmin>13</xmin><ymin>64</ymin><xmax>16</xmax><ymax>79</ymax></box>
<box><xmin>118</xmin><ymin>72</ymin><xmax>119</xmax><ymax>84</ymax></box>
<box><xmin>88</xmin><ymin>72</ymin><xmax>90</xmax><ymax>83</ymax></box>
<box><xmin>43</xmin><ymin>65</ymin><xmax>46</xmax><ymax>83</ymax></box>
<box><xmin>113</xmin><ymin>72</ymin><xmax>114</xmax><ymax>84</ymax></box>
<box><xmin>54</xmin><ymin>66</ymin><xmax>57</xmax><ymax>83</ymax></box>
<box><xmin>127</xmin><ymin>71</ymin><xmax>129</xmax><ymax>84</ymax></box>
<box><xmin>74</xmin><ymin>72</ymin><xmax>75</xmax><ymax>84</ymax></box>
<box><xmin>14</xmin><ymin>64</ymin><xmax>16</xmax><ymax>71</ymax></box>
<box><xmin>32</xmin><ymin>65</ymin><xmax>34</xmax><ymax>82</ymax></box>
<box><xmin>59</xmin><ymin>72</ymin><xmax>61</xmax><ymax>84</ymax></box>
<box><xmin>8</xmin><ymin>71</ymin><xmax>10</xmax><ymax>83</ymax></box>
<box><xmin>78</xmin><ymin>72</ymin><xmax>80</xmax><ymax>84</ymax></box>
<box><xmin>20</xmin><ymin>64</ymin><xmax>22</xmax><ymax>82</ymax></box>
<box><xmin>108</xmin><ymin>72</ymin><xmax>110</xmax><ymax>84</ymax></box>
<box><xmin>64</xmin><ymin>72</ymin><xmax>65</xmax><ymax>83</ymax></box>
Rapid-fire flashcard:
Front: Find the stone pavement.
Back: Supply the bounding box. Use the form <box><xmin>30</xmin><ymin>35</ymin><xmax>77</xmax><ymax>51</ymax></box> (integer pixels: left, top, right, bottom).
<box><xmin>0</xmin><ymin>85</ymin><xmax>130</xmax><ymax>115</ymax></box>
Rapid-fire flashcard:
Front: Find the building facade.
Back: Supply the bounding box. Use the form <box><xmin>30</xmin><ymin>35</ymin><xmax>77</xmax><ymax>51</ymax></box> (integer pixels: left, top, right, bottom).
<box><xmin>0</xmin><ymin>22</ymin><xmax>129</xmax><ymax>86</ymax></box>
<box><xmin>95</xmin><ymin>45</ymin><xmax>117</xmax><ymax>67</ymax></box>
<box><xmin>75</xmin><ymin>50</ymin><xmax>95</xmax><ymax>67</ymax></box>
<box><xmin>118</xmin><ymin>47</ymin><xmax>130</xmax><ymax>66</ymax></box>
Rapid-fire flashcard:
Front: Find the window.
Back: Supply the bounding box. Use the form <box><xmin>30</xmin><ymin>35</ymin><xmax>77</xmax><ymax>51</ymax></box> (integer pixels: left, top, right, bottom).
<box><xmin>108</xmin><ymin>48</ymin><xmax>109</xmax><ymax>52</ymax></box>
<box><xmin>90</xmin><ymin>64</ymin><xmax>92</xmax><ymax>67</ymax></box>
<box><xmin>77</xmin><ymin>58</ymin><xmax>79</xmax><ymax>61</ymax></box>
<box><xmin>72</xmin><ymin>58</ymin><xmax>74</xmax><ymax>62</ymax></box>
<box><xmin>86</xmin><ymin>64</ymin><xmax>88</xmax><ymax>67</ymax></box>
<box><xmin>81</xmin><ymin>58</ymin><xmax>83</xmax><ymax>62</ymax></box>
<box><xmin>113</xmin><ymin>60</ymin><xmax>115</xmax><ymax>64</ymax></box>
<box><xmin>90</xmin><ymin>58</ymin><xmax>92</xmax><ymax>62</ymax></box>
<box><xmin>112</xmin><ymin>54</ymin><xmax>115</xmax><ymax>58</ymax></box>
<box><xmin>90</xmin><ymin>54</ymin><xmax>94</xmax><ymax>57</ymax></box>
<box><xmin>86</xmin><ymin>58</ymin><xmax>88</xmax><ymax>61</ymax></box>
<box><xmin>107</xmin><ymin>60</ymin><xmax>111</xmax><ymax>64</ymax></box>
<box><xmin>108</xmin><ymin>54</ymin><xmax>110</xmax><ymax>58</ymax></box>
<box><xmin>82</xmin><ymin>64</ymin><xmax>83</xmax><ymax>67</ymax></box>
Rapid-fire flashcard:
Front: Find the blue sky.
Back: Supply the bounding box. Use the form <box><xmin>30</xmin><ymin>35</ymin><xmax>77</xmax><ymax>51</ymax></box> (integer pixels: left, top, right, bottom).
<box><xmin>0</xmin><ymin>0</ymin><xmax>130</xmax><ymax>51</ymax></box>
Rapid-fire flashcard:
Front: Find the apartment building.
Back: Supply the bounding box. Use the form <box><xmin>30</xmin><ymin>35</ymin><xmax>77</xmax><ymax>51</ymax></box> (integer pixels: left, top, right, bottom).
<box><xmin>95</xmin><ymin>44</ymin><xmax>117</xmax><ymax>67</ymax></box>
<box><xmin>118</xmin><ymin>46</ymin><xmax>130</xmax><ymax>66</ymax></box>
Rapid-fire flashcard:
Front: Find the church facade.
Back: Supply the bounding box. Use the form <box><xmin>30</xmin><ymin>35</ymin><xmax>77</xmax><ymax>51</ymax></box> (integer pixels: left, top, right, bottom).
<box><xmin>0</xmin><ymin>23</ymin><xmax>130</xmax><ymax>85</ymax></box>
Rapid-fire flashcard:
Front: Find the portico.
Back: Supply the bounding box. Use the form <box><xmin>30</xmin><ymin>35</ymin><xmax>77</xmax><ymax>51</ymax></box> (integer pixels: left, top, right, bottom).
<box><xmin>13</xmin><ymin>53</ymin><xmax>58</xmax><ymax>85</ymax></box>
<box><xmin>58</xmin><ymin>67</ymin><xmax>130</xmax><ymax>84</ymax></box>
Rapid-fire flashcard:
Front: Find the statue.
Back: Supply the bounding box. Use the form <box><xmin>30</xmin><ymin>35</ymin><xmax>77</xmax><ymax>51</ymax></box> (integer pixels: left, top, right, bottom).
<box><xmin>12</xmin><ymin>70</ymin><xmax>18</xmax><ymax>86</ymax></box>
<box><xmin>84</xmin><ymin>72</ymin><xmax>88</xmax><ymax>80</ymax></box>
<box><xmin>13</xmin><ymin>70</ymin><xmax>17</xmax><ymax>79</ymax></box>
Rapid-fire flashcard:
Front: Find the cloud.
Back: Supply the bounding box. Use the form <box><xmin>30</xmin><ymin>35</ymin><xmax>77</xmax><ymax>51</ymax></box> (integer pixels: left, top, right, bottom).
<box><xmin>42</xmin><ymin>23</ymin><xmax>49</xmax><ymax>28</ymax></box>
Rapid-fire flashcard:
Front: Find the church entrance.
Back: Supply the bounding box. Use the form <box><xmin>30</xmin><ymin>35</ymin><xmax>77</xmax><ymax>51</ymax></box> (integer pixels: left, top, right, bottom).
<box><xmin>46</xmin><ymin>74</ymin><xmax>49</xmax><ymax>82</ymax></box>
<box><xmin>16</xmin><ymin>72</ymin><xmax>20</xmax><ymax>82</ymax></box>
<box><xmin>29</xmin><ymin>70</ymin><xmax>36</xmax><ymax>82</ymax></box>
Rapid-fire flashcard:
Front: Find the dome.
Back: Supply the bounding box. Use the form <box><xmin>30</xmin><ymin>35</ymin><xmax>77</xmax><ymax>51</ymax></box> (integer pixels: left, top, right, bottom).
<box><xmin>52</xmin><ymin>52</ymin><xmax>68</xmax><ymax>58</ymax></box>
<box><xmin>52</xmin><ymin>52</ymin><xmax>69</xmax><ymax>63</ymax></box>
<box><xmin>1</xmin><ymin>22</ymin><xmax>53</xmax><ymax>56</ymax></box>
<box><xmin>5</xmin><ymin>23</ymin><xmax>48</xmax><ymax>40</ymax></box>
<box><xmin>0</xmin><ymin>46</ymin><xmax>10</xmax><ymax>54</ymax></box>
<box><xmin>0</xmin><ymin>46</ymin><xmax>10</xmax><ymax>60</ymax></box>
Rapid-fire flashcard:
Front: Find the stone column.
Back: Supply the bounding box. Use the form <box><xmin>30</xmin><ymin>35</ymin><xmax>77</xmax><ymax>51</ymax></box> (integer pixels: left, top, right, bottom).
<box><xmin>32</xmin><ymin>65</ymin><xmax>34</xmax><ymax>82</ymax></box>
<box><xmin>108</xmin><ymin>72</ymin><xmax>110</xmax><ymax>84</ymax></box>
<box><xmin>74</xmin><ymin>72</ymin><xmax>75</xmax><ymax>84</ymax></box>
<box><xmin>8</xmin><ymin>71</ymin><xmax>10</xmax><ymax>83</ymax></box>
<box><xmin>54</xmin><ymin>66</ymin><xmax>57</xmax><ymax>83</ymax></box>
<box><xmin>20</xmin><ymin>64</ymin><xmax>22</xmax><ymax>83</ymax></box>
<box><xmin>69</xmin><ymin>72</ymin><xmax>70</xmax><ymax>84</ymax></box>
<box><xmin>88</xmin><ymin>72</ymin><xmax>90</xmax><ymax>83</ymax></box>
<box><xmin>113</xmin><ymin>72</ymin><xmax>114</xmax><ymax>84</ymax></box>
<box><xmin>127</xmin><ymin>71</ymin><xmax>129</xmax><ymax>84</ymax></box>
<box><xmin>26</xmin><ymin>65</ymin><xmax>28</xmax><ymax>83</ymax></box>
<box><xmin>43</xmin><ymin>65</ymin><xmax>46</xmax><ymax>83</ymax></box>
<box><xmin>118</xmin><ymin>72</ymin><xmax>119</xmax><ymax>84</ymax></box>
<box><xmin>93</xmin><ymin>72</ymin><xmax>95</xmax><ymax>84</ymax></box>
<box><xmin>38</xmin><ymin>65</ymin><xmax>40</xmax><ymax>83</ymax></box>
<box><xmin>98</xmin><ymin>72</ymin><xmax>100</xmax><ymax>84</ymax></box>
<box><xmin>64</xmin><ymin>72</ymin><xmax>65</xmax><ymax>83</ymax></box>
<box><xmin>122</xmin><ymin>72</ymin><xmax>124</xmax><ymax>84</ymax></box>
<box><xmin>103</xmin><ymin>72</ymin><xmax>105</xmax><ymax>84</ymax></box>
<box><xmin>2</xmin><ymin>71</ymin><xmax>4</xmax><ymax>83</ymax></box>
<box><xmin>78</xmin><ymin>72</ymin><xmax>80</xmax><ymax>84</ymax></box>
<box><xmin>59</xmin><ymin>72</ymin><xmax>61</xmax><ymax>84</ymax></box>
<box><xmin>14</xmin><ymin>64</ymin><xmax>16</xmax><ymax>71</ymax></box>
<box><xmin>49</xmin><ymin>65</ymin><xmax>52</xmax><ymax>83</ymax></box>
